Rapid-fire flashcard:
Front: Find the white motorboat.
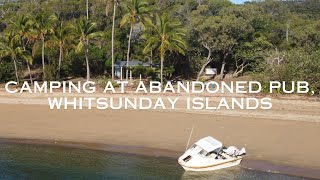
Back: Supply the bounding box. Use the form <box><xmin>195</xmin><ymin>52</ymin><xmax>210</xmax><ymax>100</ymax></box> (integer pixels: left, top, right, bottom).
<box><xmin>178</xmin><ymin>136</ymin><xmax>246</xmax><ymax>172</ymax></box>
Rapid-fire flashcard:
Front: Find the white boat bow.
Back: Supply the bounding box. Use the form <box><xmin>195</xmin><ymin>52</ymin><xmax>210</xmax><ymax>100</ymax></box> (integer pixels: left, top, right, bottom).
<box><xmin>178</xmin><ymin>136</ymin><xmax>246</xmax><ymax>172</ymax></box>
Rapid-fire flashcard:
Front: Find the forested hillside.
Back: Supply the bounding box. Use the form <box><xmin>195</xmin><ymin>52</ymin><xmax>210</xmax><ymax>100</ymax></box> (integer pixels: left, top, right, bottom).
<box><xmin>0</xmin><ymin>0</ymin><xmax>319</xmax><ymax>92</ymax></box>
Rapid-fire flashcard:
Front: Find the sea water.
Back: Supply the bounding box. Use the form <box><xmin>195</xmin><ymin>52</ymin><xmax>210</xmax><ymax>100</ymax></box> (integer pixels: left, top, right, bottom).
<box><xmin>0</xmin><ymin>142</ymin><xmax>314</xmax><ymax>180</ymax></box>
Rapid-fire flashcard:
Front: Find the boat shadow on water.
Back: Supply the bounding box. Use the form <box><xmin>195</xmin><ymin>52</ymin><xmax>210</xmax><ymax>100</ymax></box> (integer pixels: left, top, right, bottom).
<box><xmin>181</xmin><ymin>166</ymin><xmax>242</xmax><ymax>180</ymax></box>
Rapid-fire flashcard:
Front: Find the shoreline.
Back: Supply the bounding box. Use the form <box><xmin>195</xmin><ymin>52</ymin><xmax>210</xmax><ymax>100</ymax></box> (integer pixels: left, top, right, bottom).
<box><xmin>0</xmin><ymin>90</ymin><xmax>319</xmax><ymax>123</ymax></box>
<box><xmin>1</xmin><ymin>137</ymin><xmax>319</xmax><ymax>179</ymax></box>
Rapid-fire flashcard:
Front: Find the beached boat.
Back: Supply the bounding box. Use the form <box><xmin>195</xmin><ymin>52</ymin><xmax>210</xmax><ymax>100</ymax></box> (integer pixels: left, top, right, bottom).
<box><xmin>178</xmin><ymin>136</ymin><xmax>246</xmax><ymax>172</ymax></box>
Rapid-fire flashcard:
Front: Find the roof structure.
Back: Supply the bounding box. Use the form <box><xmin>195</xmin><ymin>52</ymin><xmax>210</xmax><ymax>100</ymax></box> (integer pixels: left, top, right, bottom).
<box><xmin>114</xmin><ymin>60</ymin><xmax>151</xmax><ymax>67</ymax></box>
<box><xmin>195</xmin><ymin>136</ymin><xmax>223</xmax><ymax>152</ymax></box>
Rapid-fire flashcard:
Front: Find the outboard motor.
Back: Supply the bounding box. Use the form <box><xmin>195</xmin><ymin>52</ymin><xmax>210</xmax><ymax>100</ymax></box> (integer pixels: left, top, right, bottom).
<box><xmin>224</xmin><ymin>146</ymin><xmax>246</xmax><ymax>157</ymax></box>
<box><xmin>238</xmin><ymin>148</ymin><xmax>246</xmax><ymax>156</ymax></box>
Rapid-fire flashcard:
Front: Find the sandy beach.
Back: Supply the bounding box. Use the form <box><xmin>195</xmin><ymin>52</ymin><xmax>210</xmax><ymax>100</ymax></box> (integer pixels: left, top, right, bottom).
<box><xmin>0</xmin><ymin>88</ymin><xmax>320</xmax><ymax>178</ymax></box>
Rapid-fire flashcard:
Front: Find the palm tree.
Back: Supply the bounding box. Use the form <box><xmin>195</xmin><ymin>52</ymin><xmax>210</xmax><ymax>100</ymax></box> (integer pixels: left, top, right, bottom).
<box><xmin>120</xmin><ymin>0</ymin><xmax>150</xmax><ymax>81</ymax></box>
<box><xmin>0</xmin><ymin>31</ymin><xmax>32</xmax><ymax>84</ymax></box>
<box><xmin>143</xmin><ymin>14</ymin><xmax>187</xmax><ymax>86</ymax></box>
<box><xmin>32</xmin><ymin>11</ymin><xmax>57</xmax><ymax>80</ymax></box>
<box><xmin>72</xmin><ymin>16</ymin><xmax>102</xmax><ymax>81</ymax></box>
<box><xmin>10</xmin><ymin>15</ymin><xmax>32</xmax><ymax>48</ymax></box>
<box><xmin>50</xmin><ymin>22</ymin><xmax>71</xmax><ymax>80</ymax></box>
<box><xmin>10</xmin><ymin>14</ymin><xmax>34</xmax><ymax>85</ymax></box>
<box><xmin>106</xmin><ymin>0</ymin><xmax>119</xmax><ymax>81</ymax></box>
<box><xmin>111</xmin><ymin>0</ymin><xmax>119</xmax><ymax>81</ymax></box>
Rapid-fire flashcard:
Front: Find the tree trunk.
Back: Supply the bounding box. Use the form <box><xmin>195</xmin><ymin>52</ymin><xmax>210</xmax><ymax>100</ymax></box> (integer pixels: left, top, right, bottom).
<box><xmin>111</xmin><ymin>1</ymin><xmax>116</xmax><ymax>81</ymax></box>
<box><xmin>160</xmin><ymin>53</ymin><xmax>164</xmax><ymax>87</ymax></box>
<box><xmin>150</xmin><ymin>48</ymin><xmax>153</xmax><ymax>64</ymax></box>
<box><xmin>85</xmin><ymin>39</ymin><xmax>90</xmax><ymax>81</ymax></box>
<box><xmin>286</xmin><ymin>23</ymin><xmax>289</xmax><ymax>44</ymax></box>
<box><xmin>126</xmin><ymin>24</ymin><xmax>133</xmax><ymax>81</ymax></box>
<box><xmin>86</xmin><ymin>0</ymin><xmax>89</xmax><ymax>19</ymax></box>
<box><xmin>197</xmin><ymin>60</ymin><xmax>211</xmax><ymax>81</ymax></box>
<box><xmin>219</xmin><ymin>46</ymin><xmax>233</xmax><ymax>81</ymax></box>
<box><xmin>41</xmin><ymin>35</ymin><xmax>45</xmax><ymax>80</ymax></box>
<box><xmin>233</xmin><ymin>59</ymin><xmax>247</xmax><ymax>78</ymax></box>
<box><xmin>220</xmin><ymin>60</ymin><xmax>226</xmax><ymax>81</ymax></box>
<box><xmin>27</xmin><ymin>61</ymin><xmax>33</xmax><ymax>85</ymax></box>
<box><xmin>13</xmin><ymin>58</ymin><xmax>19</xmax><ymax>84</ymax></box>
<box><xmin>58</xmin><ymin>44</ymin><xmax>63</xmax><ymax>80</ymax></box>
<box><xmin>197</xmin><ymin>47</ymin><xmax>212</xmax><ymax>81</ymax></box>
<box><xmin>22</xmin><ymin>39</ymin><xmax>31</xmax><ymax>84</ymax></box>
<box><xmin>233</xmin><ymin>67</ymin><xmax>244</xmax><ymax>78</ymax></box>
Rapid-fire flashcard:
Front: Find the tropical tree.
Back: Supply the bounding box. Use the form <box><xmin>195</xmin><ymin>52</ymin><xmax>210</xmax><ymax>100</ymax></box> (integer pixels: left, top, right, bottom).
<box><xmin>50</xmin><ymin>22</ymin><xmax>72</xmax><ymax>80</ymax></box>
<box><xmin>10</xmin><ymin>14</ymin><xmax>34</xmax><ymax>84</ymax></box>
<box><xmin>233</xmin><ymin>36</ymin><xmax>273</xmax><ymax>77</ymax></box>
<box><xmin>190</xmin><ymin>4</ymin><xmax>254</xmax><ymax>81</ymax></box>
<box><xmin>106</xmin><ymin>0</ymin><xmax>119</xmax><ymax>80</ymax></box>
<box><xmin>32</xmin><ymin>11</ymin><xmax>57</xmax><ymax>80</ymax></box>
<box><xmin>72</xmin><ymin>16</ymin><xmax>102</xmax><ymax>81</ymax></box>
<box><xmin>10</xmin><ymin>15</ymin><xmax>32</xmax><ymax>48</ymax></box>
<box><xmin>120</xmin><ymin>0</ymin><xmax>150</xmax><ymax>81</ymax></box>
<box><xmin>0</xmin><ymin>31</ymin><xmax>32</xmax><ymax>84</ymax></box>
<box><xmin>143</xmin><ymin>14</ymin><xmax>187</xmax><ymax>85</ymax></box>
<box><xmin>111</xmin><ymin>0</ymin><xmax>119</xmax><ymax>81</ymax></box>
<box><xmin>25</xmin><ymin>28</ymin><xmax>42</xmax><ymax>82</ymax></box>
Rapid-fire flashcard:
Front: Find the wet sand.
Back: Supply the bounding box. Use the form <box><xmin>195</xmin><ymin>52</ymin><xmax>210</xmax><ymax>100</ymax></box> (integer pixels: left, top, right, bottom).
<box><xmin>0</xmin><ymin>104</ymin><xmax>320</xmax><ymax>178</ymax></box>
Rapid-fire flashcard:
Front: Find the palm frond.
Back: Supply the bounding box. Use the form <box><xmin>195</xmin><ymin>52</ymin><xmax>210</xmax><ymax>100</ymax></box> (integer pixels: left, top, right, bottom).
<box><xmin>75</xmin><ymin>42</ymin><xmax>84</xmax><ymax>53</ymax></box>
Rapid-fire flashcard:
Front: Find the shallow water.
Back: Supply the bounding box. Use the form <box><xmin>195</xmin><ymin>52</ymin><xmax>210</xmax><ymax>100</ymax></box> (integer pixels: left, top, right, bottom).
<box><xmin>0</xmin><ymin>142</ymin><xmax>314</xmax><ymax>180</ymax></box>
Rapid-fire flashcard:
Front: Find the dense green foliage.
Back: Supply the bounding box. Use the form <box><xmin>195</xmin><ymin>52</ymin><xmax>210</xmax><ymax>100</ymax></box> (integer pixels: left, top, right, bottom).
<box><xmin>0</xmin><ymin>0</ymin><xmax>319</xmax><ymax>92</ymax></box>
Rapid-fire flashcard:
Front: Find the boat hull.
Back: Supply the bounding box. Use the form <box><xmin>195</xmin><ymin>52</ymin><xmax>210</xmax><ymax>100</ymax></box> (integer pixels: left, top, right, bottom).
<box><xmin>180</xmin><ymin>158</ymin><xmax>242</xmax><ymax>172</ymax></box>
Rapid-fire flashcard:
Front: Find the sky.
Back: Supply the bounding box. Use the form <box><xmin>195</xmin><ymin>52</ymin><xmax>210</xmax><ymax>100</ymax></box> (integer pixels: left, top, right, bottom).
<box><xmin>231</xmin><ymin>0</ymin><xmax>247</xmax><ymax>4</ymax></box>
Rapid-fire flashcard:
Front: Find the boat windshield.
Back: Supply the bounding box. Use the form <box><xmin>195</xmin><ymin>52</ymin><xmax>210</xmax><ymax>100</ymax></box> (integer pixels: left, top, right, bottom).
<box><xmin>205</xmin><ymin>151</ymin><xmax>217</xmax><ymax>156</ymax></box>
<box><xmin>191</xmin><ymin>144</ymin><xmax>218</xmax><ymax>157</ymax></box>
<box><xmin>189</xmin><ymin>144</ymin><xmax>202</xmax><ymax>154</ymax></box>
<box><xmin>199</xmin><ymin>149</ymin><xmax>207</xmax><ymax>156</ymax></box>
<box><xmin>190</xmin><ymin>144</ymin><xmax>197</xmax><ymax>149</ymax></box>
